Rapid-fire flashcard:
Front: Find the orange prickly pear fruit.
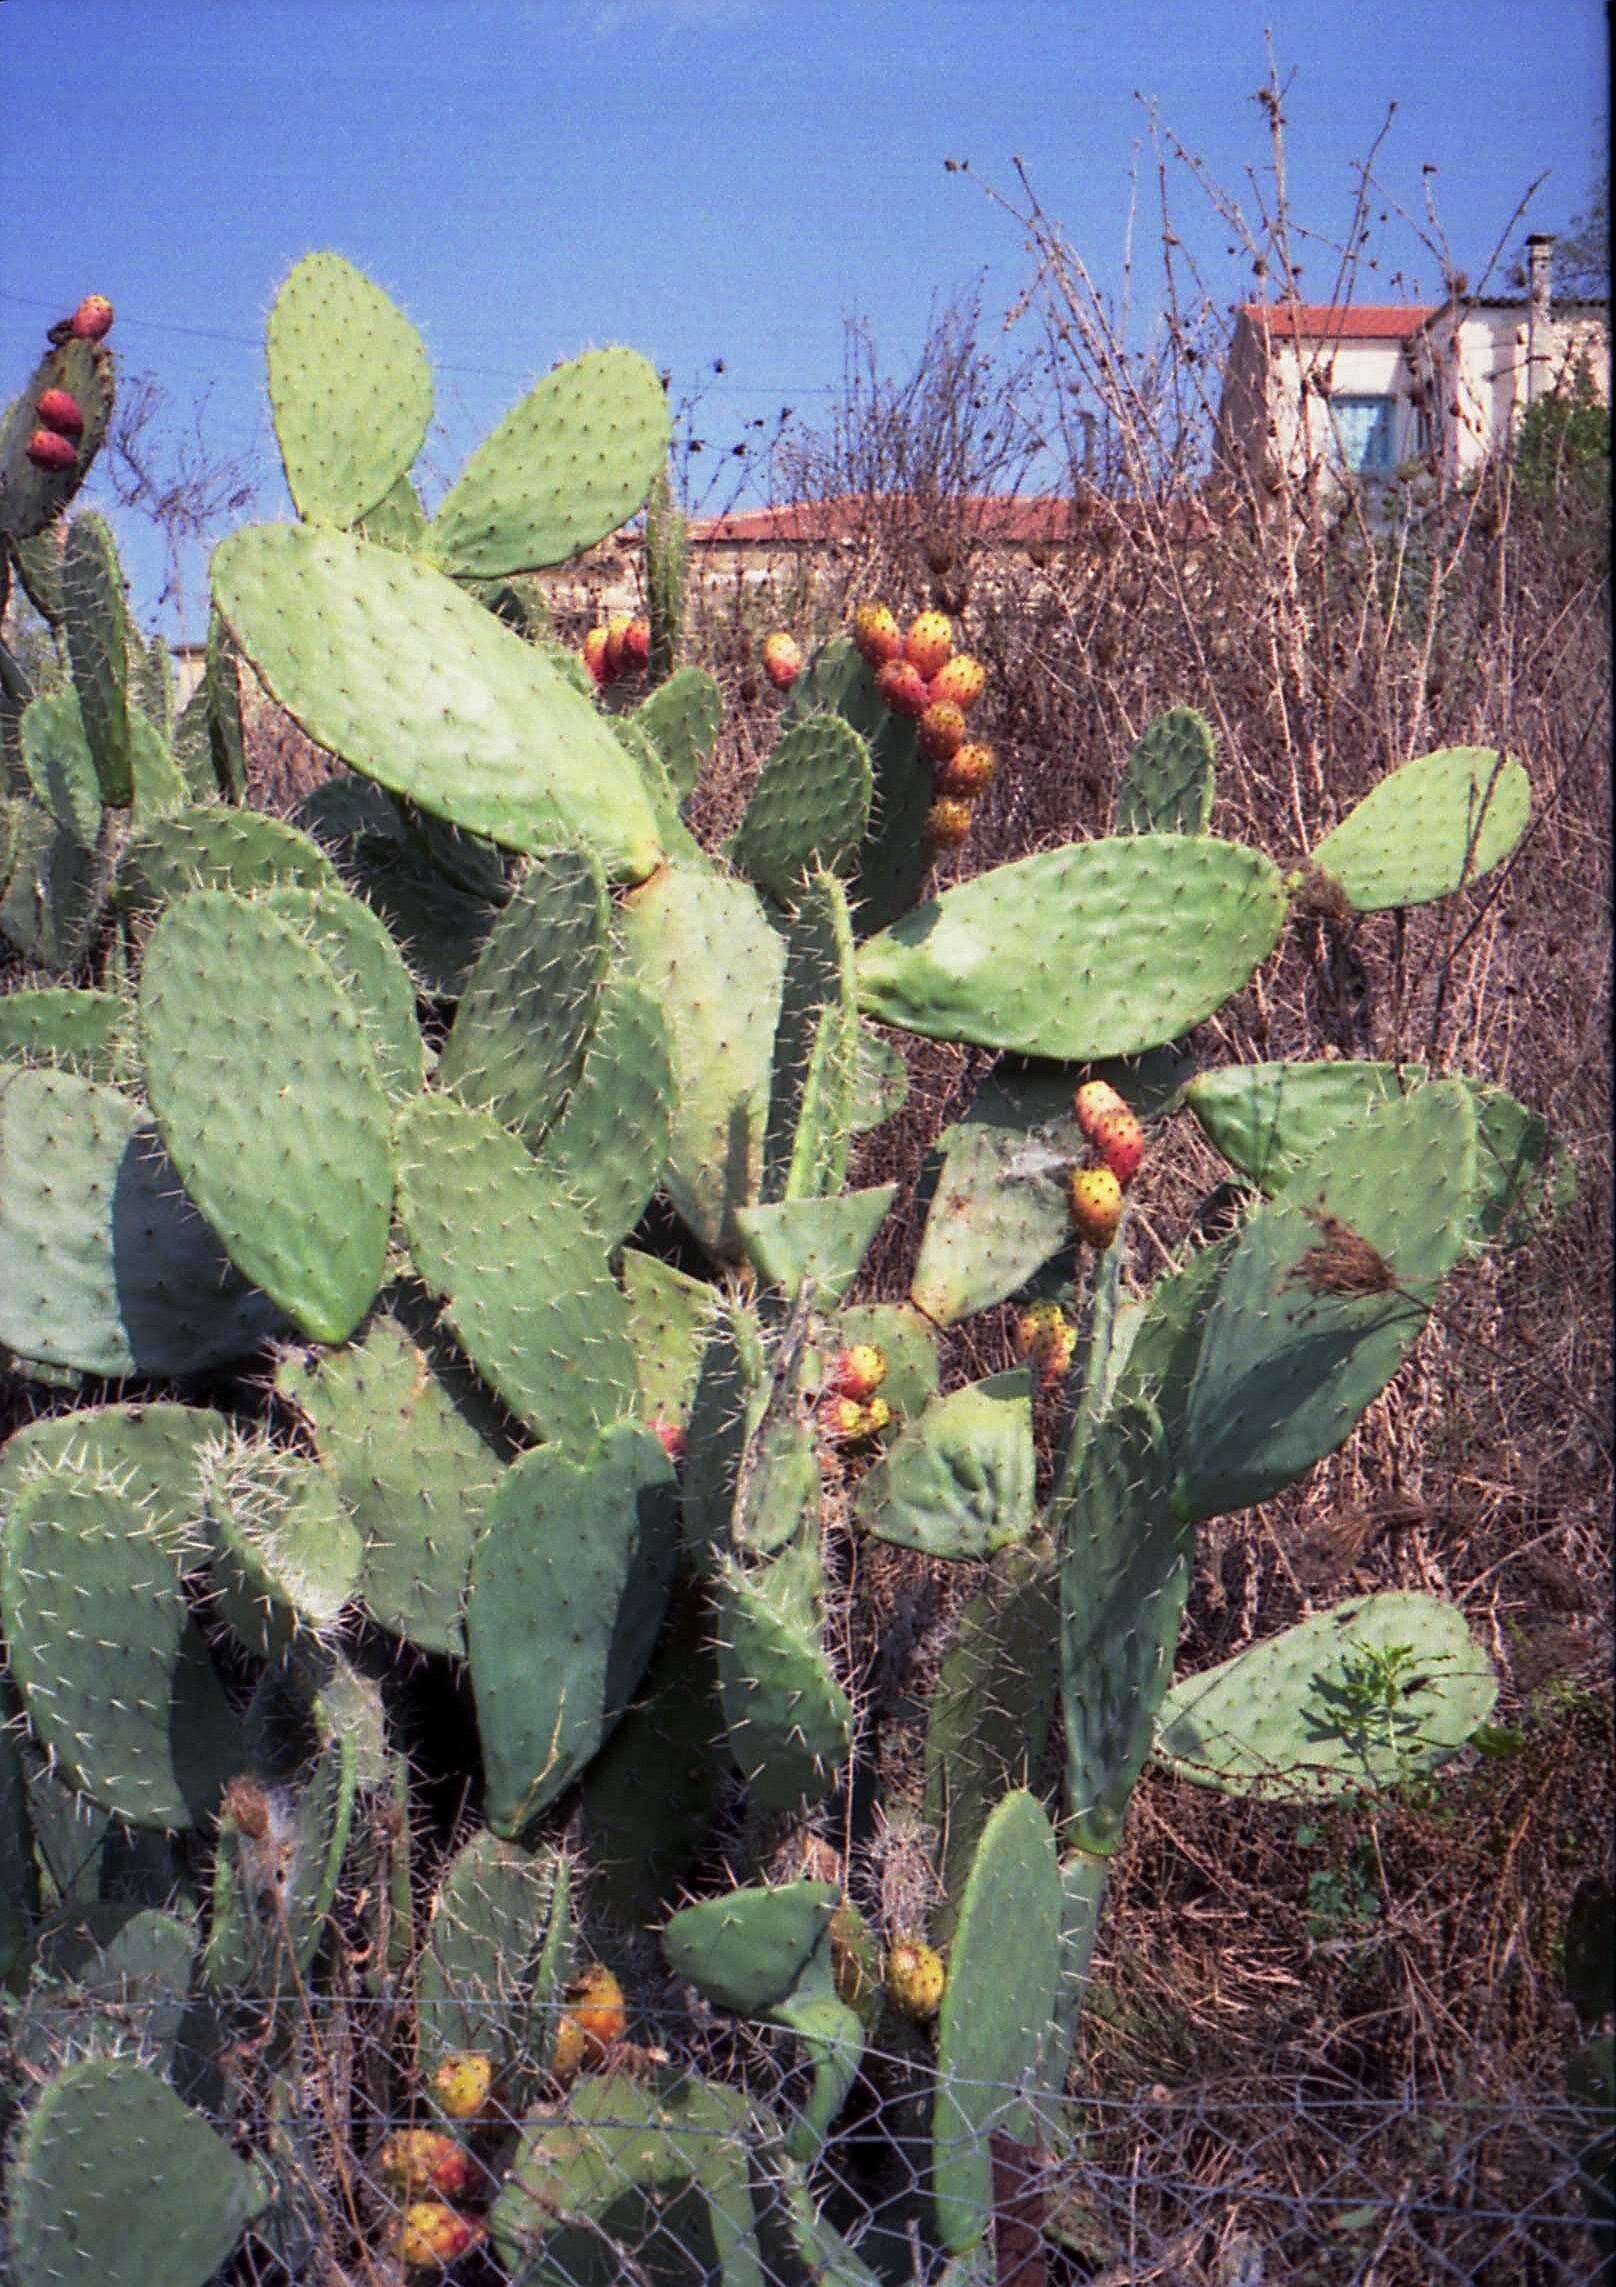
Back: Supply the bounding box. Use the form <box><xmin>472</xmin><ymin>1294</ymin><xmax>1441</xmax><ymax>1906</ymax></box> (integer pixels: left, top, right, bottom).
<box><xmin>568</xmin><ymin>1963</ymin><xmax>628</xmax><ymax>2049</ymax></box>
<box><xmin>603</xmin><ymin>613</ymin><xmax>635</xmax><ymax>678</ymax></box>
<box><xmin>581</xmin><ymin>625</ymin><xmax>611</xmax><ymax>686</ymax></box>
<box><xmin>885</xmin><ymin>1936</ymin><xmax>947</xmax><ymax>2021</ymax></box>
<box><xmin>68</xmin><ymin>295</ymin><xmax>114</xmax><ymax>341</ymax></box>
<box><xmin>760</xmin><ymin>630</ymin><xmax>803</xmax><ymax>689</ymax></box>
<box><xmin>1092</xmin><ymin>1104</ymin><xmax>1144</xmax><ymax>1189</ymax></box>
<box><xmin>397</xmin><ymin>2201</ymin><xmax>484</xmax><ymax>2271</ymax></box>
<box><xmin>918</xmin><ymin>699</ymin><xmax>968</xmax><ymax>762</ymax></box>
<box><xmin>1014</xmin><ymin>1300</ymin><xmax>1077</xmax><ymax>1387</ymax></box>
<box><xmin>874</xmin><ymin>656</ymin><xmax>931</xmax><ymax>718</ymax></box>
<box><xmin>622</xmin><ymin>616</ymin><xmax>651</xmax><ymax>671</ymax></box>
<box><xmin>853</xmin><ymin>601</ymin><xmax>904</xmax><ymax>666</ymax></box>
<box><xmin>1073</xmin><ymin>1079</ymin><xmax>1128</xmax><ymax>1141</ymax></box>
<box><xmin>378</xmin><ymin>2130</ymin><xmax>474</xmax><ymax>2201</ymax></box>
<box><xmin>924</xmin><ymin>796</ymin><xmax>974</xmax><ymax>851</ymax></box>
<box><xmin>903</xmin><ymin>610</ymin><xmax>954</xmax><ymax>678</ymax></box>
<box><xmin>934</xmin><ymin>741</ymin><xmax>996</xmax><ymax>798</ymax></box>
<box><xmin>431</xmin><ymin>2050</ymin><xmax>494</xmax><ymax>2120</ymax></box>
<box><xmin>25</xmin><ymin>428</ymin><xmax>76</xmax><ymax>471</ymax></box>
<box><xmin>927</xmin><ymin>652</ymin><xmax>987</xmax><ymax>711</ymax></box>
<box><xmin>1068</xmin><ymin>1165</ymin><xmax>1124</xmax><ymax>1247</ymax></box>
<box><xmin>827</xmin><ymin>1343</ymin><xmax>887</xmax><ymax>1402</ymax></box>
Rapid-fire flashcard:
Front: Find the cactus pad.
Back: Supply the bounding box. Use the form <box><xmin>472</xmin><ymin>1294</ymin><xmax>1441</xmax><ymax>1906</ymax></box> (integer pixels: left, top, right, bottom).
<box><xmin>61</xmin><ymin>514</ymin><xmax>132</xmax><ymax>805</ymax></box>
<box><xmin>1115</xmin><ymin>705</ymin><xmax>1216</xmax><ymax>834</ymax></box>
<box><xmin>0</xmin><ymin>985</ymin><xmax>124</xmax><ymax>1076</ymax></box>
<box><xmin>635</xmin><ymin>665</ymin><xmax>722</xmax><ymax>801</ymax></box>
<box><xmin>728</xmin><ymin>715</ymin><xmax>873</xmax><ymax>902</ymax></box>
<box><xmin>714</xmin><ymin>1544</ymin><xmax>853</xmax><ymax>1811</ymax></box>
<box><xmin>856</xmin><ymin>1372</ymin><xmax>1036</xmax><ymax>1560</ymax></box>
<box><xmin>663</xmin><ymin>1880</ymin><xmax>839</xmax><ymax>2013</ymax></box>
<box><xmin>266</xmin><ymin>251</ymin><xmax>433</xmax><ymax>526</ymax></box>
<box><xmin>1305</xmin><ymin>746</ymin><xmax>1530</xmax><ymax>910</ymax></box>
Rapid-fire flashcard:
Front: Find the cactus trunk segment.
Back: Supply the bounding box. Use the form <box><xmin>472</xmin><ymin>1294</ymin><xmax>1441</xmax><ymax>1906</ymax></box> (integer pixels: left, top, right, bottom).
<box><xmin>5</xmin><ymin>2058</ymin><xmax>266</xmax><ymax>2287</ymax></box>
<box><xmin>1</xmin><ymin>1461</ymin><xmax>242</xmax><ymax>1828</ymax></box>
<box><xmin>416</xmin><ymin>1828</ymin><xmax>568</xmax><ymax>2081</ymax></box>
<box><xmin>1303</xmin><ymin>746</ymin><xmax>1529</xmax><ymax>910</ymax></box>
<box><xmin>932</xmin><ymin>1789</ymin><xmax>1062</xmax><ymax>2254</ymax></box>
<box><xmin>857</xmin><ymin>1371</ymin><xmax>1037</xmax><ymax>1560</ymax></box>
<box><xmin>714</xmin><ymin>1542</ymin><xmax>854</xmax><ymax>1812</ymax></box>
<box><xmin>663</xmin><ymin>1879</ymin><xmax>839</xmax><ymax>2012</ymax></box>
<box><xmin>728</xmin><ymin>716</ymin><xmax>873</xmax><ymax>903</ymax></box>
<box><xmin>1114</xmin><ymin>705</ymin><xmax>1217</xmax><ymax>834</ymax></box>
<box><xmin>212</xmin><ymin>524</ymin><xmax>664</xmax><ymax>876</ymax></box>
<box><xmin>762</xmin><ymin>868</ymin><xmax>859</xmax><ymax>1204</ymax></box>
<box><xmin>635</xmin><ymin>663</ymin><xmax>721</xmax><ymax>799</ymax></box>
<box><xmin>395</xmin><ymin>1093</ymin><xmax>639</xmax><ymax>1446</ymax></box>
<box><xmin>278</xmin><ymin>1311</ymin><xmax>502</xmax><ymax>1655</ymax></box>
<box><xmin>1177</xmin><ymin>1080</ymin><xmax>1479</xmax><ymax>1519</ymax></box>
<box><xmin>644</xmin><ymin>461</ymin><xmax>689</xmax><ymax>683</ymax></box>
<box><xmin>429</xmin><ymin>346</ymin><xmax>670</xmax><ymax>579</ymax></box>
<box><xmin>0</xmin><ymin>985</ymin><xmax>124</xmax><ymax>1076</ymax></box>
<box><xmin>206</xmin><ymin>1728</ymin><xmax>358</xmax><ymax>1988</ymax></box>
<box><xmin>138</xmin><ymin>890</ymin><xmax>395</xmax><ymax>1344</ymax></box>
<box><xmin>1153</xmin><ymin>1590</ymin><xmax>1498</xmax><ymax>1798</ymax></box>
<box><xmin>437</xmin><ymin>845</ymin><xmax>609</xmax><ymax>1140</ymax></box>
<box><xmin>0</xmin><ymin>1067</ymin><xmax>284</xmax><ymax>1374</ymax></box>
<box><xmin>62</xmin><ymin>514</ymin><xmax>133</xmax><ymax>805</ymax></box>
<box><xmin>469</xmin><ymin>1423</ymin><xmax>678</xmax><ymax>1837</ymax></box>
<box><xmin>266</xmin><ymin>252</ymin><xmax>433</xmax><ymax>526</ymax></box>
<box><xmin>792</xmin><ymin>633</ymin><xmax>934</xmax><ymax>935</ymax></box>
<box><xmin>856</xmin><ymin>835</ymin><xmax>1287</xmax><ymax>1059</ymax></box>
<box><xmin>618</xmin><ymin>859</ymin><xmax>785</xmax><ymax>1258</ymax></box>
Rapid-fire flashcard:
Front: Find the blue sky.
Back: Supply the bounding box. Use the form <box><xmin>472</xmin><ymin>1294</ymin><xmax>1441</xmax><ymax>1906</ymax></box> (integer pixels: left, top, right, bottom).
<box><xmin>2</xmin><ymin>0</ymin><xmax>1607</xmax><ymax>637</ymax></box>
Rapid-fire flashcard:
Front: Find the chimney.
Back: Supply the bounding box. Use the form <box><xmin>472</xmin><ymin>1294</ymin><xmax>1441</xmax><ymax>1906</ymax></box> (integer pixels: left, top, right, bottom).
<box><xmin>1525</xmin><ymin>232</ymin><xmax>1554</xmax><ymax>404</ymax></box>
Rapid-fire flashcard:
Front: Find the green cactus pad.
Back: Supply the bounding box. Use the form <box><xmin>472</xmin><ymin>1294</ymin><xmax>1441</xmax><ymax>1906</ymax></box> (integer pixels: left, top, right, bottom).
<box><xmin>830</xmin><ymin>1299</ymin><xmax>940</xmax><ymax>1420</ymax></box>
<box><xmin>258</xmin><ymin>880</ymin><xmax>425</xmax><ymax>1097</ymax></box>
<box><xmin>437</xmin><ymin>845</ymin><xmax>609</xmax><ymax>1139</ymax></box>
<box><xmin>0</xmin><ymin>985</ymin><xmax>124</xmax><ymax>1076</ymax></box>
<box><xmin>856</xmin><ymin>1372</ymin><xmax>1036</xmax><ymax>1560</ymax></box>
<box><xmin>430</xmin><ymin>345</ymin><xmax>671</xmax><ymax>577</ymax></box>
<box><xmin>0</xmin><ymin>1066</ymin><xmax>283</xmax><ymax>1374</ymax></box>
<box><xmin>300</xmin><ymin>780</ymin><xmax>500</xmax><ymax>996</ymax></box>
<box><xmin>851</xmin><ymin>1022</ymin><xmax>909</xmax><ymax>1130</ymax></box>
<box><xmin>0</xmin><ymin>795</ymin><xmax>102</xmax><ymax>969</ymax></box>
<box><xmin>663</xmin><ymin>1880</ymin><xmax>838</xmax><ymax>2013</ymax></box>
<box><xmin>612</xmin><ymin>711</ymin><xmax>703</xmax><ymax>861</ymax></box>
<box><xmin>680</xmin><ymin>1296</ymin><xmax>764</xmax><ymax>1569</ymax></box>
<box><xmin>395</xmin><ymin>1092</ymin><xmax>638</xmax><ymax>1446</ymax></box>
<box><xmin>1305</xmin><ymin>746</ymin><xmax>1530</xmax><ymax>911</ymax></box>
<box><xmin>469</xmin><ymin>1423</ymin><xmax>678</xmax><ymax>1837</ymax></box>
<box><xmin>714</xmin><ymin>1543</ymin><xmax>853</xmax><ymax>1812</ymax></box>
<box><xmin>139</xmin><ymin>889</ymin><xmax>394</xmax><ymax>1343</ymax></box>
<box><xmin>618</xmin><ymin>859</ymin><xmax>785</xmax><ymax>1258</ymax></box>
<box><xmin>133</xmin><ymin>627</ymin><xmax>174</xmax><ymax>738</ymax></box>
<box><xmin>1114</xmin><ymin>705</ymin><xmax>1216</xmax><ymax>834</ymax></box>
<box><xmin>278</xmin><ymin>1311</ymin><xmax>502</xmax><ymax>1655</ymax></box>
<box><xmin>910</xmin><ymin>1078</ymin><xmax>1084</xmax><ymax>1325</ymax></box>
<box><xmin>1</xmin><ymin>1461</ymin><xmax>241</xmax><ymax>1828</ymax></box>
<box><xmin>5</xmin><ymin>2057</ymin><xmax>266</xmax><ymax>2287</ymax></box>
<box><xmin>1057</xmin><ymin>1393</ymin><xmax>1190</xmax><ymax>1854</ymax></box>
<box><xmin>620</xmin><ymin>1248</ymin><xmax>716</xmax><ymax>1427</ymax></box>
<box><xmin>121</xmin><ymin>802</ymin><xmax>341</xmax><ymax>909</ymax></box>
<box><xmin>763</xmin><ymin>868</ymin><xmax>859</xmax><ymax>1203</ymax></box>
<box><xmin>126</xmin><ymin>713</ymin><xmax>186</xmax><ymax>822</ymax></box>
<box><xmin>1185</xmin><ymin>1059</ymin><xmax>1423</xmax><ymax>1190</ymax></box>
<box><xmin>932</xmin><ymin>1789</ymin><xmax>1062</xmax><ymax>2255</ymax></box>
<box><xmin>203</xmin><ymin>607</ymin><xmax>247</xmax><ymax>799</ymax></box>
<box><xmin>9</xmin><ymin>526</ymin><xmax>66</xmax><ymax>623</ymax></box>
<box><xmin>1177</xmin><ymin>1080</ymin><xmax>1478</xmax><ymax>1519</ymax></box>
<box><xmin>212</xmin><ymin>523</ymin><xmax>663</xmax><ymax>877</ymax></box>
<box><xmin>0</xmin><ymin>1399</ymin><xmax>223</xmax><ymax>1542</ymax></box>
<box><xmin>736</xmin><ymin>1185</ymin><xmax>897</xmax><ymax>1302</ymax></box>
<box><xmin>535</xmin><ymin>961</ymin><xmax>674</xmax><ymax>1246</ymax></box>
<box><xmin>769</xmin><ymin>1966</ymin><xmax>868</xmax><ymax>2162</ymax></box>
<box><xmin>635</xmin><ymin>665</ymin><xmax>722</xmax><ymax>801</ymax></box>
<box><xmin>265</xmin><ymin>252</ymin><xmax>433</xmax><ymax>526</ymax></box>
<box><xmin>357</xmin><ymin>467</ymin><xmax>430</xmax><ymax>550</ymax></box>
<box><xmin>728</xmin><ymin>716</ymin><xmax>873</xmax><ymax>902</ymax></box>
<box><xmin>1154</xmin><ymin>1591</ymin><xmax>1498</xmax><ymax>1798</ymax></box>
<box><xmin>21</xmin><ymin>685</ymin><xmax>101</xmax><ymax>846</ymax></box>
<box><xmin>62</xmin><ymin>513</ymin><xmax>133</xmax><ymax>806</ymax></box>
<box><xmin>856</xmin><ymin>835</ymin><xmax>1287</xmax><ymax>1058</ymax></box>
<box><xmin>416</xmin><ymin>1828</ymin><xmax>566</xmax><ymax>2077</ymax></box>
<box><xmin>0</xmin><ymin>336</ymin><xmax>114</xmax><ymax>542</ymax></box>
<box><xmin>1</xmin><ymin>1685</ymin><xmax>35</xmax><ymax>1978</ymax></box>
<box><xmin>924</xmin><ymin>1549</ymin><xmax>1060</xmax><ymax>1938</ymax></box>
<box><xmin>791</xmin><ymin>634</ymin><xmax>933</xmax><ymax>935</ymax></box>
<box><xmin>202</xmin><ymin>1438</ymin><xmax>362</xmax><ymax>1661</ymax></box>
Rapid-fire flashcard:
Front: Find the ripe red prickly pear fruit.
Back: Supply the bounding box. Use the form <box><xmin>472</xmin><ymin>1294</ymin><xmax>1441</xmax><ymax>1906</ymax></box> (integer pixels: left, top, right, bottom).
<box><xmin>827</xmin><ymin>1343</ymin><xmax>887</xmax><ymax>1402</ymax></box>
<box><xmin>622</xmin><ymin>616</ymin><xmax>651</xmax><ymax>671</ymax></box>
<box><xmin>1068</xmin><ymin>1165</ymin><xmax>1124</xmax><ymax>1248</ymax></box>
<box><xmin>35</xmin><ymin>387</ymin><xmax>85</xmax><ymax>436</ymax></box>
<box><xmin>852</xmin><ymin>601</ymin><xmax>904</xmax><ymax>666</ymax></box>
<box><xmin>924</xmin><ymin>796</ymin><xmax>974</xmax><ymax>851</ymax></box>
<box><xmin>928</xmin><ymin>652</ymin><xmax>987</xmax><ymax>711</ymax></box>
<box><xmin>582</xmin><ymin>626</ymin><xmax>611</xmax><ymax>686</ymax></box>
<box><xmin>874</xmin><ymin>657</ymin><xmax>931</xmax><ymax>719</ymax></box>
<box><xmin>397</xmin><ymin>2200</ymin><xmax>484</xmax><ymax>2271</ymax></box>
<box><xmin>378</xmin><ymin>2130</ymin><xmax>474</xmax><ymax>2201</ymax></box>
<box><xmin>68</xmin><ymin>295</ymin><xmax>114</xmax><ymax>341</ymax></box>
<box><xmin>25</xmin><ymin>428</ymin><xmax>77</xmax><ymax>472</ymax></box>
<box><xmin>603</xmin><ymin>613</ymin><xmax>635</xmax><ymax>679</ymax></box>
<box><xmin>761</xmin><ymin>630</ymin><xmax>803</xmax><ymax>690</ymax></box>
<box><xmin>903</xmin><ymin>610</ymin><xmax>954</xmax><ymax>679</ymax></box>
<box><xmin>1092</xmin><ymin>1105</ymin><xmax>1144</xmax><ymax>1189</ymax></box>
<box><xmin>918</xmin><ymin>699</ymin><xmax>968</xmax><ymax>762</ymax></box>
<box><xmin>650</xmin><ymin>1414</ymin><xmax>687</xmax><ymax>1466</ymax></box>
<box><xmin>935</xmin><ymin>741</ymin><xmax>996</xmax><ymax>798</ymax></box>
<box><xmin>1073</xmin><ymin>1078</ymin><xmax>1128</xmax><ymax>1142</ymax></box>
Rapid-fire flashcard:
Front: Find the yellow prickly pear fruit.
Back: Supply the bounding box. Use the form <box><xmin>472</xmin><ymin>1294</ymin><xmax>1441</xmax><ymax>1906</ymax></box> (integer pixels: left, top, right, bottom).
<box><xmin>397</xmin><ymin>2200</ymin><xmax>483</xmax><ymax>2271</ymax></box>
<box><xmin>1014</xmin><ymin>1300</ymin><xmax>1077</xmax><ymax>1387</ymax></box>
<box><xmin>1068</xmin><ymin>1165</ymin><xmax>1124</xmax><ymax>1248</ymax></box>
<box><xmin>885</xmin><ymin>1935</ymin><xmax>947</xmax><ymax>2022</ymax></box>
<box><xmin>918</xmin><ymin>699</ymin><xmax>968</xmax><ymax>762</ymax></box>
<box><xmin>903</xmin><ymin>610</ymin><xmax>954</xmax><ymax>678</ymax></box>
<box><xmin>431</xmin><ymin>2050</ymin><xmax>494</xmax><ymax>2120</ymax></box>
<box><xmin>924</xmin><ymin>796</ymin><xmax>974</xmax><ymax>851</ymax></box>
<box><xmin>928</xmin><ymin>652</ymin><xmax>987</xmax><ymax>711</ymax></box>
<box><xmin>853</xmin><ymin>601</ymin><xmax>904</xmax><ymax>666</ymax></box>
<box><xmin>935</xmin><ymin>740</ymin><xmax>996</xmax><ymax>798</ymax></box>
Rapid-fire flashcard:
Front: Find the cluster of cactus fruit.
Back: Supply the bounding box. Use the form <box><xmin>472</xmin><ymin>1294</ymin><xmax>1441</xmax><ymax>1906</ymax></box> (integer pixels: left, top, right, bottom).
<box><xmin>0</xmin><ymin>253</ymin><xmax>1567</xmax><ymax>2284</ymax></box>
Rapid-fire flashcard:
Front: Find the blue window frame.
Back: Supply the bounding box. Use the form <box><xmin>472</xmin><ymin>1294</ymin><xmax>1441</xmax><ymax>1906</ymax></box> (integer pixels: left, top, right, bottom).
<box><xmin>1332</xmin><ymin>394</ymin><xmax>1398</xmax><ymax>474</ymax></box>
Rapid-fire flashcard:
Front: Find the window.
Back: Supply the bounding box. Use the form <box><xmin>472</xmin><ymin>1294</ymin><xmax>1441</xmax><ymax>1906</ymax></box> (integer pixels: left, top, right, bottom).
<box><xmin>1331</xmin><ymin>394</ymin><xmax>1398</xmax><ymax>474</ymax></box>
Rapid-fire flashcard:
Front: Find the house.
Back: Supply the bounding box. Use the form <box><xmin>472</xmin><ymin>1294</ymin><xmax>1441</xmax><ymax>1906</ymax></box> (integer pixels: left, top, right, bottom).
<box><xmin>1216</xmin><ymin>235</ymin><xmax>1609</xmax><ymax>490</ymax></box>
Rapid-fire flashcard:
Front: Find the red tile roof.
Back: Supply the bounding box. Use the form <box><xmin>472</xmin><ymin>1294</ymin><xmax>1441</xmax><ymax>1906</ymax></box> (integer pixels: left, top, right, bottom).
<box><xmin>1238</xmin><ymin>303</ymin><xmax>1438</xmax><ymax>341</ymax></box>
<box><xmin>688</xmin><ymin>494</ymin><xmax>1085</xmax><ymax>546</ymax></box>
